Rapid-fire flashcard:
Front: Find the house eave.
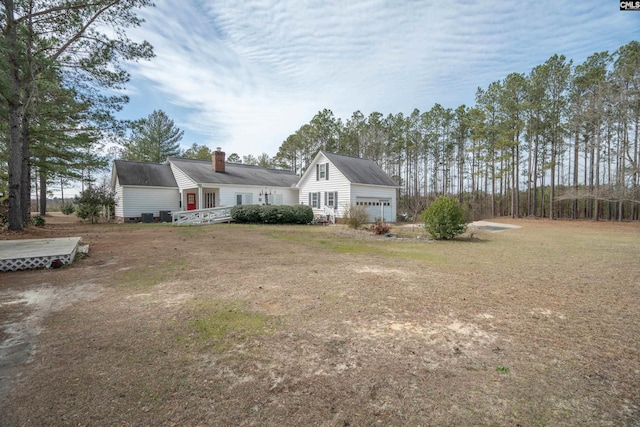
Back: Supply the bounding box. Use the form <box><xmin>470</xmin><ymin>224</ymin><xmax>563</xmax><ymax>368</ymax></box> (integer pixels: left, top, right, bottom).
<box><xmin>350</xmin><ymin>182</ymin><xmax>401</xmax><ymax>189</ymax></box>
<box><xmin>119</xmin><ymin>184</ymin><xmax>179</xmax><ymax>190</ymax></box>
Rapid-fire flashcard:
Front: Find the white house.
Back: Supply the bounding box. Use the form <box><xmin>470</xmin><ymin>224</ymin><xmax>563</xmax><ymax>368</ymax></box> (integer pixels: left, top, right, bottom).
<box><xmin>112</xmin><ymin>149</ymin><xmax>398</xmax><ymax>223</ymax></box>
<box><xmin>297</xmin><ymin>151</ymin><xmax>399</xmax><ymax>222</ymax></box>
<box><xmin>168</xmin><ymin>150</ymin><xmax>299</xmax><ymax>213</ymax></box>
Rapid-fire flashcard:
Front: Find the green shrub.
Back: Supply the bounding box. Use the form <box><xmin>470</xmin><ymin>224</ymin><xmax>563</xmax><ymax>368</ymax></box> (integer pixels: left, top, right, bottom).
<box><xmin>291</xmin><ymin>205</ymin><xmax>314</xmax><ymax>224</ymax></box>
<box><xmin>259</xmin><ymin>205</ymin><xmax>282</xmax><ymax>224</ymax></box>
<box><xmin>370</xmin><ymin>221</ymin><xmax>391</xmax><ymax>235</ymax></box>
<box><xmin>75</xmin><ymin>202</ymin><xmax>101</xmax><ymax>222</ymax></box>
<box><xmin>421</xmin><ymin>195</ymin><xmax>467</xmax><ymax>240</ymax></box>
<box><xmin>60</xmin><ymin>201</ymin><xmax>75</xmax><ymax>215</ymax></box>
<box><xmin>75</xmin><ymin>185</ymin><xmax>117</xmax><ymax>223</ymax></box>
<box><xmin>344</xmin><ymin>203</ymin><xmax>370</xmax><ymax>229</ymax></box>
<box><xmin>231</xmin><ymin>205</ymin><xmax>313</xmax><ymax>224</ymax></box>
<box><xmin>30</xmin><ymin>214</ymin><xmax>46</xmax><ymax>227</ymax></box>
<box><xmin>231</xmin><ymin>205</ymin><xmax>262</xmax><ymax>223</ymax></box>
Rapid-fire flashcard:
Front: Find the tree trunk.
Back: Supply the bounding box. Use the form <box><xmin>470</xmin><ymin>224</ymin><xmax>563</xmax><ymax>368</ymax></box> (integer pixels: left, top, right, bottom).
<box><xmin>21</xmin><ymin>110</ymin><xmax>31</xmax><ymax>222</ymax></box>
<box><xmin>39</xmin><ymin>166</ymin><xmax>47</xmax><ymax>216</ymax></box>
<box><xmin>550</xmin><ymin>137</ymin><xmax>556</xmax><ymax>220</ymax></box>
<box><xmin>532</xmin><ymin>135</ymin><xmax>538</xmax><ymax>217</ymax></box>
<box><xmin>491</xmin><ymin>152</ymin><xmax>496</xmax><ymax>217</ymax></box>
<box><xmin>5</xmin><ymin>0</ymin><xmax>25</xmax><ymax>230</ymax></box>
<box><xmin>573</xmin><ymin>130</ymin><xmax>579</xmax><ymax>219</ymax></box>
<box><xmin>8</xmin><ymin>108</ymin><xmax>24</xmax><ymax>230</ymax></box>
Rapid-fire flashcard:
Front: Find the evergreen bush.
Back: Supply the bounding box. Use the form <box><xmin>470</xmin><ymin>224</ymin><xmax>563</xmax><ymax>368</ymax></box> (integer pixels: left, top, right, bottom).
<box><xmin>60</xmin><ymin>201</ymin><xmax>75</xmax><ymax>215</ymax></box>
<box><xmin>231</xmin><ymin>205</ymin><xmax>313</xmax><ymax>224</ymax></box>
<box><xmin>75</xmin><ymin>185</ymin><xmax>117</xmax><ymax>224</ymax></box>
<box><xmin>30</xmin><ymin>214</ymin><xmax>46</xmax><ymax>227</ymax></box>
<box><xmin>291</xmin><ymin>205</ymin><xmax>314</xmax><ymax>224</ymax></box>
<box><xmin>421</xmin><ymin>195</ymin><xmax>467</xmax><ymax>240</ymax></box>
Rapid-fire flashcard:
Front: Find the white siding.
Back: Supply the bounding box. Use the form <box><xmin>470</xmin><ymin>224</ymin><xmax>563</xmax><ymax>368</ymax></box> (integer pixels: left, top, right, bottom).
<box><xmin>298</xmin><ymin>153</ymin><xmax>351</xmax><ymax>217</ymax></box>
<box><xmin>218</xmin><ymin>185</ymin><xmax>298</xmax><ymax>207</ymax></box>
<box><xmin>121</xmin><ymin>186</ymin><xmax>180</xmax><ymax>218</ymax></box>
<box><xmin>170</xmin><ymin>163</ymin><xmax>197</xmax><ymax>191</ymax></box>
<box><xmin>114</xmin><ymin>176</ymin><xmax>124</xmax><ymax>217</ymax></box>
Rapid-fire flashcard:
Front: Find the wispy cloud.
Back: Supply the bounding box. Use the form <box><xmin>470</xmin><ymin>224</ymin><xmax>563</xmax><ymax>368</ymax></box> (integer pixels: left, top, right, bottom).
<box><xmin>120</xmin><ymin>0</ymin><xmax>640</xmax><ymax>157</ymax></box>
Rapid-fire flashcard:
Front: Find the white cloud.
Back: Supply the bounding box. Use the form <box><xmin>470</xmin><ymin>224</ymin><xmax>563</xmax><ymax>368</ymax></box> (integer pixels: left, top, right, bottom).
<box><xmin>119</xmin><ymin>0</ymin><xmax>640</xmax><ymax>157</ymax></box>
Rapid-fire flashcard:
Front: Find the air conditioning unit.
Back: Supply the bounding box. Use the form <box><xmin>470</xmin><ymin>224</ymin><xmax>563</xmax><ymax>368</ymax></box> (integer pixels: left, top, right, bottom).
<box><xmin>141</xmin><ymin>213</ymin><xmax>154</xmax><ymax>223</ymax></box>
<box><xmin>159</xmin><ymin>210</ymin><xmax>171</xmax><ymax>222</ymax></box>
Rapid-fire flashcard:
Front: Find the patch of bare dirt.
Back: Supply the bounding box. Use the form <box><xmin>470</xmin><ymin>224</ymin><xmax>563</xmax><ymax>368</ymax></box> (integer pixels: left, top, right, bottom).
<box><xmin>0</xmin><ymin>218</ymin><xmax>638</xmax><ymax>426</ymax></box>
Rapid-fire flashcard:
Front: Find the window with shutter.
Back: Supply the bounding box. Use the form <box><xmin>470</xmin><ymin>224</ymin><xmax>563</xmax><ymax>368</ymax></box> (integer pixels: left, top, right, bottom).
<box><xmin>318</xmin><ymin>163</ymin><xmax>326</xmax><ymax>179</ymax></box>
<box><xmin>310</xmin><ymin>192</ymin><xmax>320</xmax><ymax>208</ymax></box>
<box><xmin>326</xmin><ymin>191</ymin><xmax>338</xmax><ymax>208</ymax></box>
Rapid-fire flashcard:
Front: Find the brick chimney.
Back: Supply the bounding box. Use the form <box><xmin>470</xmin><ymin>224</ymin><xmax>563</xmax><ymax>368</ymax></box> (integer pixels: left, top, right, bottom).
<box><xmin>212</xmin><ymin>147</ymin><xmax>225</xmax><ymax>173</ymax></box>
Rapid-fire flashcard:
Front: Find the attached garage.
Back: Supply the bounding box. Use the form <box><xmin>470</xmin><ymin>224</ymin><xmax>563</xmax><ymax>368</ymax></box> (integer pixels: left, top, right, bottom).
<box><xmin>356</xmin><ymin>197</ymin><xmax>393</xmax><ymax>222</ymax></box>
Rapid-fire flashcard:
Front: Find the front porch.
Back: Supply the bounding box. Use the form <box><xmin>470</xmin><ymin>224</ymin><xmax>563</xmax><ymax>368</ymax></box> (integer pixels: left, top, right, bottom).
<box><xmin>181</xmin><ymin>186</ymin><xmax>219</xmax><ymax>211</ymax></box>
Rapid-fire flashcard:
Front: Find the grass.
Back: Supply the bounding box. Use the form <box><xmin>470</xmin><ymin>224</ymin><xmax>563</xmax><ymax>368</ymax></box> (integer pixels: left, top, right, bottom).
<box><xmin>4</xmin><ymin>218</ymin><xmax>639</xmax><ymax>426</ymax></box>
<box><xmin>264</xmin><ymin>225</ymin><xmax>447</xmax><ymax>262</ymax></box>
<box><xmin>115</xmin><ymin>260</ymin><xmax>187</xmax><ymax>291</ymax></box>
<box><xmin>181</xmin><ymin>298</ymin><xmax>275</xmax><ymax>352</ymax></box>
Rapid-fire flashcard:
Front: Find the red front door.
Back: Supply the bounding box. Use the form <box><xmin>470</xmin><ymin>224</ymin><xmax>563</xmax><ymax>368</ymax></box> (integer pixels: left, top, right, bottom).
<box><xmin>187</xmin><ymin>193</ymin><xmax>196</xmax><ymax>210</ymax></box>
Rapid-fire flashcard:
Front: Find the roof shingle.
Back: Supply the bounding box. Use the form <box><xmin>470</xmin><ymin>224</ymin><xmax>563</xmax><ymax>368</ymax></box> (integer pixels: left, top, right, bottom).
<box><xmin>322</xmin><ymin>152</ymin><xmax>398</xmax><ymax>187</ymax></box>
<box><xmin>114</xmin><ymin>160</ymin><xmax>177</xmax><ymax>187</ymax></box>
<box><xmin>168</xmin><ymin>157</ymin><xmax>299</xmax><ymax>187</ymax></box>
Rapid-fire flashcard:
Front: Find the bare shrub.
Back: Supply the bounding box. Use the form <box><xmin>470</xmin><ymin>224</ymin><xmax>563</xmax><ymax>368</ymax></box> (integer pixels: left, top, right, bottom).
<box><xmin>343</xmin><ymin>203</ymin><xmax>369</xmax><ymax>229</ymax></box>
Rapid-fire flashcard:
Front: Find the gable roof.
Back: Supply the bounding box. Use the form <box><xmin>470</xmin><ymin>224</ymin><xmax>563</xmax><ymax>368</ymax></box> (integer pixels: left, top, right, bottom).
<box><xmin>322</xmin><ymin>151</ymin><xmax>399</xmax><ymax>187</ymax></box>
<box><xmin>113</xmin><ymin>160</ymin><xmax>177</xmax><ymax>187</ymax></box>
<box><xmin>168</xmin><ymin>157</ymin><xmax>299</xmax><ymax>187</ymax></box>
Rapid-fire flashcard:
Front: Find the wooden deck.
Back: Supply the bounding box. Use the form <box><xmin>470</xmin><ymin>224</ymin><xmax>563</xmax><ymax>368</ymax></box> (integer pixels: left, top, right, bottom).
<box><xmin>0</xmin><ymin>237</ymin><xmax>82</xmax><ymax>272</ymax></box>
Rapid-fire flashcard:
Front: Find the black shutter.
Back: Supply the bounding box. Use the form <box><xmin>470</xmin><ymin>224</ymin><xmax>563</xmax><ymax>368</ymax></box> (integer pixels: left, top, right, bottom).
<box><xmin>308</xmin><ymin>193</ymin><xmax>311</xmax><ymax>206</ymax></box>
<box><xmin>326</xmin><ymin>163</ymin><xmax>329</xmax><ymax>180</ymax></box>
<box><xmin>334</xmin><ymin>192</ymin><xmax>338</xmax><ymax>208</ymax></box>
<box><xmin>324</xmin><ymin>192</ymin><xmax>327</xmax><ymax>206</ymax></box>
<box><xmin>316</xmin><ymin>164</ymin><xmax>319</xmax><ymax>181</ymax></box>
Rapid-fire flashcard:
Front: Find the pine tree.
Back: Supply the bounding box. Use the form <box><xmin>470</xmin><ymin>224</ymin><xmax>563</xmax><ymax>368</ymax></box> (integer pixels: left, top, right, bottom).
<box><xmin>1</xmin><ymin>0</ymin><xmax>154</xmax><ymax>230</ymax></box>
<box><xmin>121</xmin><ymin>110</ymin><xmax>183</xmax><ymax>163</ymax></box>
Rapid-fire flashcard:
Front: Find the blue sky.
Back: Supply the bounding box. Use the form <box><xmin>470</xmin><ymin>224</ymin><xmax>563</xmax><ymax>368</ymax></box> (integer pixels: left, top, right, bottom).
<box><xmin>119</xmin><ymin>0</ymin><xmax>640</xmax><ymax>159</ymax></box>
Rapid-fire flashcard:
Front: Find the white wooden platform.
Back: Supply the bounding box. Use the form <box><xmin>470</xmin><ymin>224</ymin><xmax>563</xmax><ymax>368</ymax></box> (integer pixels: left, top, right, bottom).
<box><xmin>0</xmin><ymin>237</ymin><xmax>82</xmax><ymax>272</ymax></box>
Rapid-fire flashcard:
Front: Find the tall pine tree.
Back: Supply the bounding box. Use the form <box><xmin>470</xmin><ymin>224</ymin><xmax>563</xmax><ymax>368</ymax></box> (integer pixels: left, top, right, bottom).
<box><xmin>121</xmin><ymin>110</ymin><xmax>183</xmax><ymax>163</ymax></box>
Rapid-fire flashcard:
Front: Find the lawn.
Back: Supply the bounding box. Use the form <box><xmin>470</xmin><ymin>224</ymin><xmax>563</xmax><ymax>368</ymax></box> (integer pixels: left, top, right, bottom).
<box><xmin>0</xmin><ymin>217</ymin><xmax>638</xmax><ymax>426</ymax></box>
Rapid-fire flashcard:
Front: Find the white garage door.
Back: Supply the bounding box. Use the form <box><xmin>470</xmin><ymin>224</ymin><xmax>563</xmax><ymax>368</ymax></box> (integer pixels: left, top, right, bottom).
<box><xmin>356</xmin><ymin>198</ymin><xmax>392</xmax><ymax>222</ymax></box>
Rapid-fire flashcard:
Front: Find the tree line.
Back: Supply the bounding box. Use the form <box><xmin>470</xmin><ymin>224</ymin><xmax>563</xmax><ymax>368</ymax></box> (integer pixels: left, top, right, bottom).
<box><xmin>270</xmin><ymin>41</ymin><xmax>640</xmax><ymax>221</ymax></box>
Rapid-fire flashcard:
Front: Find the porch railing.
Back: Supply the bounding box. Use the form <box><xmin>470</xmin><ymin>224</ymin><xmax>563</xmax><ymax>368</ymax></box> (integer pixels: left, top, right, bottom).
<box><xmin>172</xmin><ymin>206</ymin><xmax>233</xmax><ymax>225</ymax></box>
<box><xmin>323</xmin><ymin>205</ymin><xmax>336</xmax><ymax>224</ymax></box>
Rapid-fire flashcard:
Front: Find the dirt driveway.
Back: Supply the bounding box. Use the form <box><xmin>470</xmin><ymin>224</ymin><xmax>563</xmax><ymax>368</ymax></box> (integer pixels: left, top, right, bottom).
<box><xmin>0</xmin><ymin>216</ymin><xmax>639</xmax><ymax>426</ymax></box>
